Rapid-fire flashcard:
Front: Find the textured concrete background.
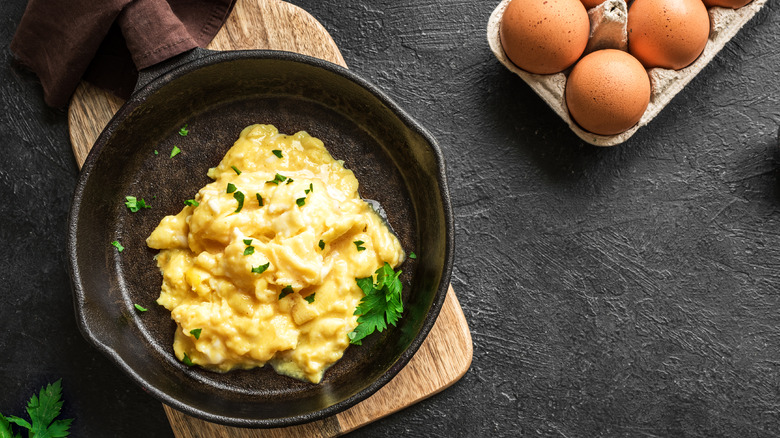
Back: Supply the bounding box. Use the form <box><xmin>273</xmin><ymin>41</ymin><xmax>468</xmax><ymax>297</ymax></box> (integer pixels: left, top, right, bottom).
<box><xmin>1</xmin><ymin>0</ymin><xmax>779</xmax><ymax>436</ymax></box>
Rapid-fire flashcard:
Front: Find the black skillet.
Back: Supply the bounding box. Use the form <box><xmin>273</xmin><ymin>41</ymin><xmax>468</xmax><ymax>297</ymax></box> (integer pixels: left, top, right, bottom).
<box><xmin>67</xmin><ymin>48</ymin><xmax>454</xmax><ymax>428</ymax></box>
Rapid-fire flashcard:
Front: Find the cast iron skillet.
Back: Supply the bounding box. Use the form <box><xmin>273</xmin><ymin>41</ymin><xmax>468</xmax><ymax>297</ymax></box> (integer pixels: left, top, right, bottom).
<box><xmin>67</xmin><ymin>48</ymin><xmax>453</xmax><ymax>428</ymax></box>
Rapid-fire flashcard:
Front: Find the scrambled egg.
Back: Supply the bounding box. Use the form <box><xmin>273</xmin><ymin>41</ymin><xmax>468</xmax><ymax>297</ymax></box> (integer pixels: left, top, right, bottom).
<box><xmin>146</xmin><ymin>124</ymin><xmax>404</xmax><ymax>383</ymax></box>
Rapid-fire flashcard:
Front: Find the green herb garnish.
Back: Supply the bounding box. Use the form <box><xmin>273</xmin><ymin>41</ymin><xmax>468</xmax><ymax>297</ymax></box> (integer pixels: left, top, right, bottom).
<box><xmin>305</xmin><ymin>294</ymin><xmax>316</xmax><ymax>304</ymax></box>
<box><xmin>233</xmin><ymin>191</ymin><xmax>245</xmax><ymax>213</ymax></box>
<box><xmin>252</xmin><ymin>262</ymin><xmax>270</xmax><ymax>274</ymax></box>
<box><xmin>354</xmin><ymin>240</ymin><xmax>366</xmax><ymax>251</ymax></box>
<box><xmin>111</xmin><ymin>240</ymin><xmax>124</xmax><ymax>252</ymax></box>
<box><xmin>125</xmin><ymin>196</ymin><xmax>150</xmax><ymax>212</ymax></box>
<box><xmin>134</xmin><ymin>304</ymin><xmax>148</xmax><ymax>312</ymax></box>
<box><xmin>179</xmin><ymin>124</ymin><xmax>189</xmax><ymax>136</ymax></box>
<box><xmin>182</xmin><ymin>353</ymin><xmax>194</xmax><ymax>366</ymax></box>
<box><xmin>231</xmin><ymin>165</ymin><xmax>242</xmax><ymax>175</ymax></box>
<box><xmin>226</xmin><ymin>183</ymin><xmax>237</xmax><ymax>193</ymax></box>
<box><xmin>0</xmin><ymin>380</ymin><xmax>73</xmax><ymax>438</ymax></box>
<box><xmin>296</xmin><ymin>197</ymin><xmax>306</xmax><ymax>207</ymax></box>
<box><xmin>267</xmin><ymin>174</ymin><xmax>288</xmax><ymax>185</ymax></box>
<box><xmin>243</xmin><ymin>239</ymin><xmax>255</xmax><ymax>255</ymax></box>
<box><xmin>190</xmin><ymin>328</ymin><xmax>202</xmax><ymax>339</ymax></box>
<box><xmin>256</xmin><ymin>193</ymin><xmax>264</xmax><ymax>206</ymax></box>
<box><xmin>409</xmin><ymin>252</ymin><xmax>417</xmax><ymax>259</ymax></box>
<box><xmin>170</xmin><ymin>145</ymin><xmax>181</xmax><ymax>158</ymax></box>
<box><xmin>272</xmin><ymin>150</ymin><xmax>283</xmax><ymax>158</ymax></box>
<box><xmin>279</xmin><ymin>285</ymin><xmax>293</xmax><ymax>300</ymax></box>
<box><xmin>348</xmin><ymin>263</ymin><xmax>403</xmax><ymax>345</ymax></box>
<box><xmin>305</xmin><ymin>183</ymin><xmax>313</xmax><ymax>194</ymax></box>
<box><xmin>184</xmin><ymin>199</ymin><xmax>199</xmax><ymax>207</ymax></box>
<box><xmin>318</xmin><ymin>240</ymin><xmax>325</xmax><ymax>250</ymax></box>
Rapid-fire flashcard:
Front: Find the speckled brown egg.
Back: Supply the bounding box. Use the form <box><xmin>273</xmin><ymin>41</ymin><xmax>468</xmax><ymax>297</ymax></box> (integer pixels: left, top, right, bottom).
<box><xmin>703</xmin><ymin>0</ymin><xmax>752</xmax><ymax>8</ymax></box>
<box><xmin>628</xmin><ymin>0</ymin><xmax>710</xmax><ymax>70</ymax></box>
<box><xmin>565</xmin><ymin>49</ymin><xmax>651</xmax><ymax>136</ymax></box>
<box><xmin>580</xmin><ymin>0</ymin><xmax>605</xmax><ymax>8</ymax></box>
<box><xmin>500</xmin><ymin>0</ymin><xmax>590</xmax><ymax>75</ymax></box>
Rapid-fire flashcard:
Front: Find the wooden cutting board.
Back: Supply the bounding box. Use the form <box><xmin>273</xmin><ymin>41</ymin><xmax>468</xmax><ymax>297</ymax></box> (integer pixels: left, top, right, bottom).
<box><xmin>67</xmin><ymin>0</ymin><xmax>472</xmax><ymax>436</ymax></box>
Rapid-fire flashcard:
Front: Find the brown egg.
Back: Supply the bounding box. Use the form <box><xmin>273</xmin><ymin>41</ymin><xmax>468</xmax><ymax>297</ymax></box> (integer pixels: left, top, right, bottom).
<box><xmin>580</xmin><ymin>0</ymin><xmax>604</xmax><ymax>8</ymax></box>
<box><xmin>703</xmin><ymin>0</ymin><xmax>752</xmax><ymax>8</ymax></box>
<box><xmin>500</xmin><ymin>0</ymin><xmax>590</xmax><ymax>74</ymax></box>
<box><xmin>628</xmin><ymin>0</ymin><xmax>710</xmax><ymax>70</ymax></box>
<box><xmin>565</xmin><ymin>49</ymin><xmax>651</xmax><ymax>136</ymax></box>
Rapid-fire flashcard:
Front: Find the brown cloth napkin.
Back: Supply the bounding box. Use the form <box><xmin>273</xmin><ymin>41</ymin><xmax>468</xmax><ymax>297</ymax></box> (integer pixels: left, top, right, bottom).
<box><xmin>11</xmin><ymin>0</ymin><xmax>236</xmax><ymax>108</ymax></box>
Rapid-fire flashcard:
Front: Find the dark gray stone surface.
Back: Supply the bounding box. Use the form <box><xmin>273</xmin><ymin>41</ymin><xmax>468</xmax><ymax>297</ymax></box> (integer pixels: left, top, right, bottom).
<box><xmin>1</xmin><ymin>0</ymin><xmax>779</xmax><ymax>436</ymax></box>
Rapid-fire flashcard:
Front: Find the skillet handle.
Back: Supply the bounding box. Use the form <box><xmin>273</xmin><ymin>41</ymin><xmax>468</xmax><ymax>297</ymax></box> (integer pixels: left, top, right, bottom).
<box><xmin>133</xmin><ymin>47</ymin><xmax>217</xmax><ymax>94</ymax></box>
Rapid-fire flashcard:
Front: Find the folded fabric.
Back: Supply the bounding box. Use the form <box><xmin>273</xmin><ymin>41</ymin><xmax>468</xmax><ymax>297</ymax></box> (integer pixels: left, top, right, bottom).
<box><xmin>11</xmin><ymin>0</ymin><xmax>235</xmax><ymax>108</ymax></box>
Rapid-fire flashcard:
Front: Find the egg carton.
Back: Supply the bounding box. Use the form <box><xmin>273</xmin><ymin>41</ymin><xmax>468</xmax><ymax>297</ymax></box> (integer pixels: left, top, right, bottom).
<box><xmin>487</xmin><ymin>0</ymin><xmax>768</xmax><ymax>146</ymax></box>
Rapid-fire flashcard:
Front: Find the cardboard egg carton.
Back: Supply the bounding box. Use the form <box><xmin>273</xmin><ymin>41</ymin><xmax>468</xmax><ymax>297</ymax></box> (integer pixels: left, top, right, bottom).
<box><xmin>487</xmin><ymin>0</ymin><xmax>768</xmax><ymax>146</ymax></box>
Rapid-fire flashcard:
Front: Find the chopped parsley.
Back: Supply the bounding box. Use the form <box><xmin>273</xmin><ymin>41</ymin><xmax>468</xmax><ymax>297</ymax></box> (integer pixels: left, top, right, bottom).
<box><xmin>134</xmin><ymin>303</ymin><xmax>148</xmax><ymax>312</ymax></box>
<box><xmin>111</xmin><ymin>240</ymin><xmax>124</xmax><ymax>252</ymax></box>
<box><xmin>296</xmin><ymin>197</ymin><xmax>306</xmax><ymax>207</ymax></box>
<box><xmin>286</xmin><ymin>178</ymin><xmax>294</xmax><ymax>184</ymax></box>
<box><xmin>179</xmin><ymin>124</ymin><xmax>189</xmax><ymax>136</ymax></box>
<box><xmin>305</xmin><ymin>183</ymin><xmax>314</xmax><ymax>194</ymax></box>
<box><xmin>267</xmin><ymin>173</ymin><xmax>288</xmax><ymax>185</ymax></box>
<box><xmin>354</xmin><ymin>240</ymin><xmax>366</xmax><ymax>251</ymax></box>
<box><xmin>182</xmin><ymin>353</ymin><xmax>194</xmax><ymax>366</ymax></box>
<box><xmin>184</xmin><ymin>199</ymin><xmax>199</xmax><ymax>207</ymax></box>
<box><xmin>154</xmin><ymin>150</ymin><xmax>159</xmax><ymax>155</ymax></box>
<box><xmin>272</xmin><ymin>150</ymin><xmax>283</xmax><ymax>158</ymax></box>
<box><xmin>409</xmin><ymin>252</ymin><xmax>417</xmax><ymax>259</ymax></box>
<box><xmin>226</xmin><ymin>183</ymin><xmax>237</xmax><ymax>193</ymax></box>
<box><xmin>170</xmin><ymin>145</ymin><xmax>181</xmax><ymax>158</ymax></box>
<box><xmin>231</xmin><ymin>165</ymin><xmax>242</xmax><ymax>175</ymax></box>
<box><xmin>318</xmin><ymin>240</ymin><xmax>325</xmax><ymax>250</ymax></box>
<box><xmin>125</xmin><ymin>196</ymin><xmax>150</xmax><ymax>212</ymax></box>
<box><xmin>243</xmin><ymin>239</ymin><xmax>255</xmax><ymax>255</ymax></box>
<box><xmin>348</xmin><ymin>263</ymin><xmax>404</xmax><ymax>345</ymax></box>
<box><xmin>305</xmin><ymin>293</ymin><xmax>316</xmax><ymax>304</ymax></box>
<box><xmin>233</xmin><ymin>191</ymin><xmax>245</xmax><ymax>213</ymax></box>
<box><xmin>256</xmin><ymin>193</ymin><xmax>264</xmax><ymax>206</ymax></box>
<box><xmin>279</xmin><ymin>285</ymin><xmax>294</xmax><ymax>300</ymax></box>
<box><xmin>190</xmin><ymin>328</ymin><xmax>202</xmax><ymax>339</ymax></box>
<box><xmin>252</xmin><ymin>262</ymin><xmax>270</xmax><ymax>274</ymax></box>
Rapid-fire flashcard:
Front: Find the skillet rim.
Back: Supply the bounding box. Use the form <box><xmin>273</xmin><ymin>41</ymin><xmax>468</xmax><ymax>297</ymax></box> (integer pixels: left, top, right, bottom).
<box><xmin>67</xmin><ymin>49</ymin><xmax>455</xmax><ymax>428</ymax></box>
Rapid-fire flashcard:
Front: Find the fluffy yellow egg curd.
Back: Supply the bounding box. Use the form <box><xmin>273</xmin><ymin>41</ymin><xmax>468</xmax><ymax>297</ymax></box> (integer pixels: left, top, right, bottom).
<box><xmin>146</xmin><ymin>124</ymin><xmax>404</xmax><ymax>383</ymax></box>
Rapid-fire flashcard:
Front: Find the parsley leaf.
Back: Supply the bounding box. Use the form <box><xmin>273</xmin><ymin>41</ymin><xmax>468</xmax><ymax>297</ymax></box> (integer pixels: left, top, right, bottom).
<box><xmin>266</xmin><ymin>174</ymin><xmax>287</xmax><ymax>185</ymax></box>
<box><xmin>154</xmin><ymin>150</ymin><xmax>159</xmax><ymax>155</ymax></box>
<box><xmin>305</xmin><ymin>294</ymin><xmax>316</xmax><ymax>304</ymax></box>
<box><xmin>354</xmin><ymin>240</ymin><xmax>366</xmax><ymax>251</ymax></box>
<box><xmin>233</xmin><ymin>191</ymin><xmax>245</xmax><ymax>213</ymax></box>
<box><xmin>256</xmin><ymin>193</ymin><xmax>264</xmax><ymax>207</ymax></box>
<box><xmin>279</xmin><ymin>285</ymin><xmax>293</xmax><ymax>300</ymax></box>
<box><xmin>125</xmin><ymin>196</ymin><xmax>150</xmax><ymax>212</ymax></box>
<box><xmin>305</xmin><ymin>183</ymin><xmax>313</xmax><ymax>194</ymax></box>
<box><xmin>231</xmin><ymin>165</ymin><xmax>242</xmax><ymax>175</ymax></box>
<box><xmin>190</xmin><ymin>328</ymin><xmax>202</xmax><ymax>339</ymax></box>
<box><xmin>4</xmin><ymin>380</ymin><xmax>73</xmax><ymax>438</ymax></box>
<box><xmin>318</xmin><ymin>240</ymin><xmax>325</xmax><ymax>250</ymax></box>
<box><xmin>296</xmin><ymin>197</ymin><xmax>306</xmax><ymax>207</ymax></box>
<box><xmin>179</xmin><ymin>124</ymin><xmax>189</xmax><ymax>136</ymax></box>
<box><xmin>134</xmin><ymin>304</ymin><xmax>148</xmax><ymax>312</ymax></box>
<box><xmin>170</xmin><ymin>146</ymin><xmax>181</xmax><ymax>158</ymax></box>
<box><xmin>184</xmin><ymin>199</ymin><xmax>199</xmax><ymax>207</ymax></box>
<box><xmin>182</xmin><ymin>353</ymin><xmax>194</xmax><ymax>366</ymax></box>
<box><xmin>110</xmin><ymin>241</ymin><xmax>124</xmax><ymax>252</ymax></box>
<box><xmin>252</xmin><ymin>262</ymin><xmax>270</xmax><ymax>274</ymax></box>
<box><xmin>409</xmin><ymin>252</ymin><xmax>417</xmax><ymax>259</ymax></box>
<box><xmin>272</xmin><ymin>150</ymin><xmax>283</xmax><ymax>158</ymax></box>
<box><xmin>226</xmin><ymin>183</ymin><xmax>237</xmax><ymax>194</ymax></box>
<box><xmin>348</xmin><ymin>263</ymin><xmax>403</xmax><ymax>345</ymax></box>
